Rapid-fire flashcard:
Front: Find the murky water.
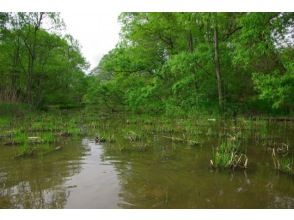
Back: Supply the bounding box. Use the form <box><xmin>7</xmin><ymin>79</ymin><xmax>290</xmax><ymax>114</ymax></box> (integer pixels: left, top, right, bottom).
<box><xmin>0</xmin><ymin>118</ymin><xmax>294</xmax><ymax>208</ymax></box>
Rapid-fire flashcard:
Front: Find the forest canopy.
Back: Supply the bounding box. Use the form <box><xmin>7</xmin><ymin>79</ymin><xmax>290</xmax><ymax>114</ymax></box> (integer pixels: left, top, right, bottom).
<box><xmin>1</xmin><ymin>12</ymin><xmax>294</xmax><ymax>116</ymax></box>
<box><xmin>86</xmin><ymin>12</ymin><xmax>294</xmax><ymax>116</ymax></box>
<box><xmin>0</xmin><ymin>12</ymin><xmax>88</xmax><ymax>109</ymax></box>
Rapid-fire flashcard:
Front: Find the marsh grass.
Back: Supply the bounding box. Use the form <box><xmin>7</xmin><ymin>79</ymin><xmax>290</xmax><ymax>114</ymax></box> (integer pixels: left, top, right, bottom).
<box><xmin>1</xmin><ymin>110</ymin><xmax>291</xmax><ymax>167</ymax></box>
<box><xmin>124</xmin><ymin>130</ymin><xmax>142</xmax><ymax>142</ymax></box>
<box><xmin>16</xmin><ymin>142</ymin><xmax>60</xmax><ymax>158</ymax></box>
<box><xmin>210</xmin><ymin>130</ymin><xmax>248</xmax><ymax>170</ymax></box>
<box><xmin>0</xmin><ymin>111</ymin><xmax>85</xmax><ymax>158</ymax></box>
<box><xmin>13</xmin><ymin>131</ymin><xmax>57</xmax><ymax>157</ymax></box>
<box><xmin>11</xmin><ymin>130</ymin><xmax>28</xmax><ymax>144</ymax></box>
<box><xmin>108</xmin><ymin>142</ymin><xmax>150</xmax><ymax>153</ymax></box>
<box><xmin>272</xmin><ymin>148</ymin><xmax>294</xmax><ymax>175</ymax></box>
<box><xmin>0</xmin><ymin>117</ymin><xmax>10</xmax><ymax>129</ymax></box>
<box><xmin>98</xmin><ymin>132</ymin><xmax>115</xmax><ymax>143</ymax></box>
<box><xmin>40</xmin><ymin>132</ymin><xmax>56</xmax><ymax>143</ymax></box>
<box><xmin>162</xmin><ymin>135</ymin><xmax>200</xmax><ymax>147</ymax></box>
<box><xmin>279</xmin><ymin>157</ymin><xmax>294</xmax><ymax>175</ymax></box>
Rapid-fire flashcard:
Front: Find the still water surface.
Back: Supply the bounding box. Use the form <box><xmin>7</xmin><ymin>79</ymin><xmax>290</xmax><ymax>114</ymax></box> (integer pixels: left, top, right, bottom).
<box><xmin>0</xmin><ymin>120</ymin><xmax>294</xmax><ymax>208</ymax></box>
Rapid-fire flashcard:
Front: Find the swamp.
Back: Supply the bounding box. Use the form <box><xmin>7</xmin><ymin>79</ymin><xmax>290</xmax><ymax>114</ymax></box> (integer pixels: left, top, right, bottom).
<box><xmin>0</xmin><ymin>12</ymin><xmax>294</xmax><ymax>208</ymax></box>
<box><xmin>0</xmin><ymin>110</ymin><xmax>294</xmax><ymax>208</ymax></box>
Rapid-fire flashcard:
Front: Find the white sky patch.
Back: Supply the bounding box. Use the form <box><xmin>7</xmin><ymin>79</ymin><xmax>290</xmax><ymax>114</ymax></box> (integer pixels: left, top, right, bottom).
<box><xmin>61</xmin><ymin>11</ymin><xmax>121</xmax><ymax>70</ymax></box>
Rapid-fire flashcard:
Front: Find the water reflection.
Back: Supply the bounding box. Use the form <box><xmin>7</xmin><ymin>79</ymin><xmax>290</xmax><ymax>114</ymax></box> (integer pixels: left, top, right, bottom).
<box><xmin>0</xmin><ymin>118</ymin><xmax>294</xmax><ymax>208</ymax></box>
<box><xmin>0</xmin><ymin>139</ymin><xmax>86</xmax><ymax>208</ymax></box>
<box><xmin>63</xmin><ymin>139</ymin><xmax>121</xmax><ymax>208</ymax></box>
<box><xmin>101</xmin><ymin>136</ymin><xmax>294</xmax><ymax>208</ymax></box>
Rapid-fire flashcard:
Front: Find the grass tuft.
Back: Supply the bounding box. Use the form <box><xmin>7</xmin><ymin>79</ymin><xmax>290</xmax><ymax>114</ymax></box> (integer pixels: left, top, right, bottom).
<box><xmin>210</xmin><ymin>134</ymin><xmax>248</xmax><ymax>170</ymax></box>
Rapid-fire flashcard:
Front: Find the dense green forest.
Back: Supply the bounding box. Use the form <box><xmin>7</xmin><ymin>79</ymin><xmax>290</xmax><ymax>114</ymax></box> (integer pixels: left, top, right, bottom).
<box><xmin>1</xmin><ymin>12</ymin><xmax>294</xmax><ymax>209</ymax></box>
<box><xmin>1</xmin><ymin>12</ymin><xmax>294</xmax><ymax>116</ymax></box>
<box><xmin>0</xmin><ymin>12</ymin><xmax>88</xmax><ymax>109</ymax></box>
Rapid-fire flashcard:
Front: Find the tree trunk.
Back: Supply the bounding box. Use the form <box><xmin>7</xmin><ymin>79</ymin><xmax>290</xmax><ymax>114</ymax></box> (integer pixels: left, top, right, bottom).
<box><xmin>26</xmin><ymin>13</ymin><xmax>44</xmax><ymax>105</ymax></box>
<box><xmin>213</xmin><ymin>24</ymin><xmax>223</xmax><ymax>111</ymax></box>
<box><xmin>188</xmin><ymin>30</ymin><xmax>193</xmax><ymax>52</ymax></box>
<box><xmin>27</xmin><ymin>51</ymin><xmax>33</xmax><ymax>104</ymax></box>
<box><xmin>10</xmin><ymin>37</ymin><xmax>21</xmax><ymax>102</ymax></box>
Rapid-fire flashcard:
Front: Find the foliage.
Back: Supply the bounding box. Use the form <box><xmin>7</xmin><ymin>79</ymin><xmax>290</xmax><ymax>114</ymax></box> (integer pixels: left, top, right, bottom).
<box><xmin>1</xmin><ymin>12</ymin><xmax>294</xmax><ymax>116</ymax></box>
<box><xmin>211</xmin><ymin>137</ymin><xmax>248</xmax><ymax>169</ymax></box>
<box><xmin>0</xmin><ymin>12</ymin><xmax>89</xmax><ymax>109</ymax></box>
<box><xmin>87</xmin><ymin>12</ymin><xmax>294</xmax><ymax>116</ymax></box>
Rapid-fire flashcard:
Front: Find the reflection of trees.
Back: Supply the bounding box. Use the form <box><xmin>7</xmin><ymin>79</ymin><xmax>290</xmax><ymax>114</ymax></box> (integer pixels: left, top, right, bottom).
<box><xmin>263</xmin><ymin>172</ymin><xmax>294</xmax><ymax>208</ymax></box>
<box><xmin>102</xmin><ymin>139</ymin><xmax>206</xmax><ymax>208</ymax></box>
<box><xmin>0</xmin><ymin>139</ymin><xmax>86</xmax><ymax>208</ymax></box>
<box><xmin>102</xmin><ymin>137</ymin><xmax>294</xmax><ymax>208</ymax></box>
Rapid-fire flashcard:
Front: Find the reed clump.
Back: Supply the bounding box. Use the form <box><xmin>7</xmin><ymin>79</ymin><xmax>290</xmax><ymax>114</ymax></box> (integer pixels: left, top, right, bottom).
<box><xmin>272</xmin><ymin>147</ymin><xmax>294</xmax><ymax>175</ymax></box>
<box><xmin>210</xmin><ymin>133</ymin><xmax>248</xmax><ymax>170</ymax></box>
<box><xmin>124</xmin><ymin>130</ymin><xmax>144</xmax><ymax>142</ymax></box>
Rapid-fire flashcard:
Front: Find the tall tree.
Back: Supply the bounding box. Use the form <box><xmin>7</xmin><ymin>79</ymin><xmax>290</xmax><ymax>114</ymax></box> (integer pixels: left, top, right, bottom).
<box><xmin>0</xmin><ymin>12</ymin><xmax>88</xmax><ymax>109</ymax></box>
<box><xmin>87</xmin><ymin>12</ymin><xmax>294</xmax><ymax>115</ymax></box>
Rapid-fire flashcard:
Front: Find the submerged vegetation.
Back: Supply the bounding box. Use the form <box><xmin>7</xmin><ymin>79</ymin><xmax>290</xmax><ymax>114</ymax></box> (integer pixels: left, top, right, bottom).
<box><xmin>0</xmin><ymin>12</ymin><xmax>293</xmax><ymax>178</ymax></box>
<box><xmin>272</xmin><ymin>146</ymin><xmax>294</xmax><ymax>175</ymax></box>
<box><xmin>0</xmin><ymin>110</ymin><xmax>85</xmax><ymax>157</ymax></box>
<box><xmin>1</xmin><ymin>12</ymin><xmax>294</xmax><ymax>209</ymax></box>
<box><xmin>1</xmin><ymin>107</ymin><xmax>292</xmax><ymax>178</ymax></box>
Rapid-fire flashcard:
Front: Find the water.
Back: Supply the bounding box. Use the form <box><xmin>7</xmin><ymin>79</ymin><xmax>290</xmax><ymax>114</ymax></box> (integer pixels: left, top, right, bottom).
<box><xmin>0</xmin><ymin>119</ymin><xmax>294</xmax><ymax>208</ymax></box>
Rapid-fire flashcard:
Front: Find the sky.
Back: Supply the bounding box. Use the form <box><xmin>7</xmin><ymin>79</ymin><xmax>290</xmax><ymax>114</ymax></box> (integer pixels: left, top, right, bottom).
<box><xmin>61</xmin><ymin>11</ymin><xmax>121</xmax><ymax>70</ymax></box>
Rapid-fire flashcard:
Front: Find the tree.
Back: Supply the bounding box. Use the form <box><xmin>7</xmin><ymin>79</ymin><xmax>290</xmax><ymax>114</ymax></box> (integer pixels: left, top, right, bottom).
<box><xmin>87</xmin><ymin>12</ymin><xmax>294</xmax><ymax>116</ymax></box>
<box><xmin>0</xmin><ymin>12</ymin><xmax>89</xmax><ymax>109</ymax></box>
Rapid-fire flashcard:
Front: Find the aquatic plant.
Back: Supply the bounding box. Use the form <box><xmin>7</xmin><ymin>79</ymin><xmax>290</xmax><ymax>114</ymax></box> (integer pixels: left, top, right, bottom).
<box><xmin>162</xmin><ymin>135</ymin><xmax>200</xmax><ymax>146</ymax></box>
<box><xmin>16</xmin><ymin>143</ymin><xmax>37</xmax><ymax>158</ymax></box>
<box><xmin>66</xmin><ymin>126</ymin><xmax>81</xmax><ymax>136</ymax></box>
<box><xmin>279</xmin><ymin>158</ymin><xmax>294</xmax><ymax>175</ymax></box>
<box><xmin>272</xmin><ymin>148</ymin><xmax>294</xmax><ymax>175</ymax></box>
<box><xmin>12</xmin><ymin>129</ymin><xmax>28</xmax><ymax>145</ymax></box>
<box><xmin>40</xmin><ymin>132</ymin><xmax>56</xmax><ymax>144</ymax></box>
<box><xmin>119</xmin><ymin>143</ymin><xmax>150</xmax><ymax>152</ymax></box>
<box><xmin>210</xmin><ymin>138</ymin><xmax>248</xmax><ymax>170</ymax></box>
<box><xmin>30</xmin><ymin>121</ymin><xmax>45</xmax><ymax>131</ymax></box>
<box><xmin>103</xmin><ymin>133</ymin><xmax>115</xmax><ymax>143</ymax></box>
<box><xmin>0</xmin><ymin>117</ymin><xmax>10</xmax><ymax>129</ymax></box>
<box><xmin>187</xmin><ymin>139</ymin><xmax>200</xmax><ymax>147</ymax></box>
<box><xmin>124</xmin><ymin>130</ymin><xmax>142</xmax><ymax>142</ymax></box>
